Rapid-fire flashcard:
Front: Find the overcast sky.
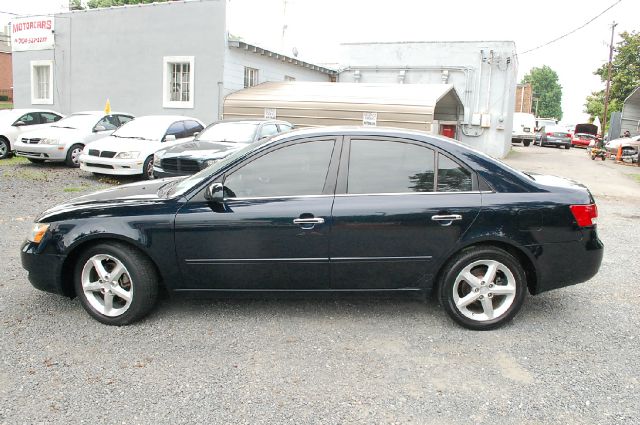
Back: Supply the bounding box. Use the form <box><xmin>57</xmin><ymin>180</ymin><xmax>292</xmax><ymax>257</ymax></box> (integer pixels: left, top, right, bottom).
<box><xmin>2</xmin><ymin>0</ymin><xmax>638</xmax><ymax>124</ymax></box>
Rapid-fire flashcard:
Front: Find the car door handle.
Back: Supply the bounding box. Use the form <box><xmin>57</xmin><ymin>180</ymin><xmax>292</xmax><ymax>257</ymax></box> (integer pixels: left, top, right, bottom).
<box><xmin>431</xmin><ymin>214</ymin><xmax>463</xmax><ymax>222</ymax></box>
<box><xmin>293</xmin><ymin>218</ymin><xmax>325</xmax><ymax>225</ymax></box>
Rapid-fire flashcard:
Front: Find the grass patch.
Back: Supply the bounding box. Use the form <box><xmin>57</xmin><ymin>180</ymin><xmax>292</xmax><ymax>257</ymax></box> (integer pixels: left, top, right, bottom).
<box><xmin>632</xmin><ymin>174</ymin><xmax>640</xmax><ymax>184</ymax></box>
<box><xmin>0</xmin><ymin>102</ymin><xmax>13</xmax><ymax>110</ymax></box>
<box><xmin>63</xmin><ymin>186</ymin><xmax>89</xmax><ymax>193</ymax></box>
<box><xmin>0</xmin><ymin>156</ymin><xmax>29</xmax><ymax>166</ymax></box>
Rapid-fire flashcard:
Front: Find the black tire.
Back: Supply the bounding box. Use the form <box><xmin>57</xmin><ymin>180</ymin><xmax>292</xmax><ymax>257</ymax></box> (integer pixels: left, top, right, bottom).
<box><xmin>65</xmin><ymin>143</ymin><xmax>84</xmax><ymax>167</ymax></box>
<box><xmin>523</xmin><ymin>140</ymin><xmax>531</xmax><ymax>147</ymax></box>
<box><xmin>564</xmin><ymin>145</ymin><xmax>570</xmax><ymax>150</ymax></box>
<box><xmin>27</xmin><ymin>158</ymin><xmax>45</xmax><ymax>164</ymax></box>
<box><xmin>142</xmin><ymin>155</ymin><xmax>155</xmax><ymax>180</ymax></box>
<box><xmin>0</xmin><ymin>137</ymin><xmax>10</xmax><ymax>159</ymax></box>
<box><xmin>591</xmin><ymin>155</ymin><xmax>596</xmax><ymax>160</ymax></box>
<box><xmin>74</xmin><ymin>242</ymin><xmax>159</xmax><ymax>325</ymax></box>
<box><xmin>438</xmin><ymin>246</ymin><xmax>527</xmax><ymax>331</ymax></box>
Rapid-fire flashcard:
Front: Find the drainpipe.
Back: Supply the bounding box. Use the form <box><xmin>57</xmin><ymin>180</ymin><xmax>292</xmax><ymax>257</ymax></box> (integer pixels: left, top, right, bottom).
<box><xmin>485</xmin><ymin>50</ymin><xmax>493</xmax><ymax>112</ymax></box>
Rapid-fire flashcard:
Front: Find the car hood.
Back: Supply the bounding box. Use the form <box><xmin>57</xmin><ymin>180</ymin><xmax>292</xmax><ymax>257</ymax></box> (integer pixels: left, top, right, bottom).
<box><xmin>158</xmin><ymin>140</ymin><xmax>249</xmax><ymax>160</ymax></box>
<box><xmin>37</xmin><ymin>178</ymin><xmax>181</xmax><ymax>222</ymax></box>
<box><xmin>19</xmin><ymin>126</ymin><xmax>85</xmax><ymax>140</ymax></box>
<box><xmin>87</xmin><ymin>135</ymin><xmax>160</xmax><ymax>154</ymax></box>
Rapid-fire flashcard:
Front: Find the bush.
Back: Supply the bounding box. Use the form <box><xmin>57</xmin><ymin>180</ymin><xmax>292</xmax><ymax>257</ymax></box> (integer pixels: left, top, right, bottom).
<box><xmin>0</xmin><ymin>95</ymin><xmax>8</xmax><ymax>101</ymax></box>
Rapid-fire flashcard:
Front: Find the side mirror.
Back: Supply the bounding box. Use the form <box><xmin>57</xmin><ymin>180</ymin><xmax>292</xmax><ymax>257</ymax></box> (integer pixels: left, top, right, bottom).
<box><xmin>94</xmin><ymin>125</ymin><xmax>107</xmax><ymax>132</ymax></box>
<box><xmin>13</xmin><ymin>121</ymin><xmax>26</xmax><ymax>127</ymax></box>
<box><xmin>193</xmin><ymin>132</ymin><xmax>199</xmax><ymax>138</ymax></box>
<box><xmin>164</xmin><ymin>134</ymin><xmax>176</xmax><ymax>142</ymax></box>
<box><xmin>204</xmin><ymin>182</ymin><xmax>225</xmax><ymax>203</ymax></box>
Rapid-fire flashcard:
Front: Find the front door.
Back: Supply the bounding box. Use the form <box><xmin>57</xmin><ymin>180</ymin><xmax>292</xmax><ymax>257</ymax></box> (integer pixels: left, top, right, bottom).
<box><xmin>174</xmin><ymin>137</ymin><xmax>341</xmax><ymax>290</ymax></box>
<box><xmin>330</xmin><ymin>137</ymin><xmax>481</xmax><ymax>290</ymax></box>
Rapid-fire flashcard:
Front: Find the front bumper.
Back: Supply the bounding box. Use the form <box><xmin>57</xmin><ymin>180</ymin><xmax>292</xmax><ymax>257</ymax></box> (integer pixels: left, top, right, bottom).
<box><xmin>21</xmin><ymin>240</ymin><xmax>67</xmax><ymax>296</ymax></box>
<box><xmin>153</xmin><ymin>165</ymin><xmax>192</xmax><ymax>179</ymax></box>
<box><xmin>14</xmin><ymin>141</ymin><xmax>67</xmax><ymax>161</ymax></box>
<box><xmin>79</xmin><ymin>154</ymin><xmax>144</xmax><ymax>175</ymax></box>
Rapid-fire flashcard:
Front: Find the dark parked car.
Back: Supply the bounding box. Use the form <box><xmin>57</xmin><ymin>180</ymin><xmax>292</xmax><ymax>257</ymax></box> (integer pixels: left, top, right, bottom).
<box><xmin>153</xmin><ymin>119</ymin><xmax>293</xmax><ymax>178</ymax></box>
<box><xmin>21</xmin><ymin>127</ymin><xmax>603</xmax><ymax>330</ymax></box>
<box><xmin>535</xmin><ymin>125</ymin><xmax>572</xmax><ymax>149</ymax></box>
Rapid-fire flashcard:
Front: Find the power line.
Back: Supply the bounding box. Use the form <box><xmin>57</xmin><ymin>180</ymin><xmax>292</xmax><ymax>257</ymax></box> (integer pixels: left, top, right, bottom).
<box><xmin>519</xmin><ymin>0</ymin><xmax>623</xmax><ymax>55</ymax></box>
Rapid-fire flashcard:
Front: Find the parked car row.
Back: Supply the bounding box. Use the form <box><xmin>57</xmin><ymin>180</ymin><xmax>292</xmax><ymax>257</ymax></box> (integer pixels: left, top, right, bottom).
<box><xmin>1</xmin><ymin>108</ymin><xmax>294</xmax><ymax>180</ymax></box>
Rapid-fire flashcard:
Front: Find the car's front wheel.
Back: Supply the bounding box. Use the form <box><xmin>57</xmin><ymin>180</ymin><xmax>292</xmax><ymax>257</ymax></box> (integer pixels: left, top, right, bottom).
<box><xmin>65</xmin><ymin>144</ymin><xmax>84</xmax><ymax>167</ymax></box>
<box><xmin>142</xmin><ymin>155</ymin><xmax>154</xmax><ymax>180</ymax></box>
<box><xmin>74</xmin><ymin>242</ymin><xmax>159</xmax><ymax>325</ymax></box>
<box><xmin>0</xmin><ymin>137</ymin><xmax>10</xmax><ymax>159</ymax></box>
<box><xmin>523</xmin><ymin>140</ymin><xmax>531</xmax><ymax>147</ymax></box>
<box><xmin>439</xmin><ymin>246</ymin><xmax>526</xmax><ymax>330</ymax></box>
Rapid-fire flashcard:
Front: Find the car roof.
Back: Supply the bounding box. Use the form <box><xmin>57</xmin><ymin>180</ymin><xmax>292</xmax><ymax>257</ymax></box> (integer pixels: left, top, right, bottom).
<box><xmin>123</xmin><ymin>115</ymin><xmax>203</xmax><ymax>125</ymax></box>
<box><xmin>68</xmin><ymin>111</ymin><xmax>133</xmax><ymax>117</ymax></box>
<box><xmin>212</xmin><ymin>119</ymin><xmax>292</xmax><ymax>125</ymax></box>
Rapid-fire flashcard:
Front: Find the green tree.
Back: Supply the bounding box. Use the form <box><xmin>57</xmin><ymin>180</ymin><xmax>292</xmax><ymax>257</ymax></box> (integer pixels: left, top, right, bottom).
<box><xmin>584</xmin><ymin>31</ymin><xmax>640</xmax><ymax>126</ymax></box>
<box><xmin>522</xmin><ymin>65</ymin><xmax>563</xmax><ymax>120</ymax></box>
<box><xmin>87</xmin><ymin>0</ymin><xmax>175</xmax><ymax>8</ymax></box>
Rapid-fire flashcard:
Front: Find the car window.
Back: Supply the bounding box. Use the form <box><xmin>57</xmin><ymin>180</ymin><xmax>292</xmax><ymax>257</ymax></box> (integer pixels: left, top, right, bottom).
<box><xmin>39</xmin><ymin>112</ymin><xmax>61</xmax><ymax>123</ymax></box>
<box><xmin>278</xmin><ymin>123</ymin><xmax>293</xmax><ymax>132</ymax></box>
<box><xmin>347</xmin><ymin>139</ymin><xmax>435</xmax><ymax>194</ymax></box>
<box><xmin>116</xmin><ymin>115</ymin><xmax>134</xmax><ymax>126</ymax></box>
<box><xmin>166</xmin><ymin>121</ymin><xmax>186</xmax><ymax>139</ymax></box>
<box><xmin>95</xmin><ymin>115</ymin><xmax>120</xmax><ymax>131</ymax></box>
<box><xmin>184</xmin><ymin>120</ymin><xmax>204</xmax><ymax>137</ymax></box>
<box><xmin>437</xmin><ymin>153</ymin><xmax>472</xmax><ymax>192</ymax></box>
<box><xmin>15</xmin><ymin>113</ymin><xmax>40</xmax><ymax>126</ymax></box>
<box><xmin>258</xmin><ymin>124</ymin><xmax>279</xmax><ymax>139</ymax></box>
<box><xmin>224</xmin><ymin>140</ymin><xmax>335</xmax><ymax>198</ymax></box>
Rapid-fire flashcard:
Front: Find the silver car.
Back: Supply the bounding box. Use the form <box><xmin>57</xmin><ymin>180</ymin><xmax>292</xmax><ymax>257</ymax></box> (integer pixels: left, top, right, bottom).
<box><xmin>13</xmin><ymin>111</ymin><xmax>134</xmax><ymax>167</ymax></box>
<box><xmin>535</xmin><ymin>125</ymin><xmax>572</xmax><ymax>149</ymax></box>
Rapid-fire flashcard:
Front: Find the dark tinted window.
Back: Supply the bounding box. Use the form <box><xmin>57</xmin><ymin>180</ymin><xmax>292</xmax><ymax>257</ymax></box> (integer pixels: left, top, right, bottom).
<box><xmin>437</xmin><ymin>153</ymin><xmax>472</xmax><ymax>192</ymax></box>
<box><xmin>39</xmin><ymin>112</ymin><xmax>61</xmax><ymax>123</ymax></box>
<box><xmin>116</xmin><ymin>115</ymin><xmax>134</xmax><ymax>126</ymax></box>
<box><xmin>16</xmin><ymin>113</ymin><xmax>40</xmax><ymax>126</ymax></box>
<box><xmin>166</xmin><ymin>121</ymin><xmax>186</xmax><ymax>139</ymax></box>
<box><xmin>347</xmin><ymin>139</ymin><xmax>435</xmax><ymax>194</ymax></box>
<box><xmin>259</xmin><ymin>124</ymin><xmax>279</xmax><ymax>139</ymax></box>
<box><xmin>224</xmin><ymin>140</ymin><xmax>335</xmax><ymax>198</ymax></box>
<box><xmin>184</xmin><ymin>120</ymin><xmax>204</xmax><ymax>137</ymax></box>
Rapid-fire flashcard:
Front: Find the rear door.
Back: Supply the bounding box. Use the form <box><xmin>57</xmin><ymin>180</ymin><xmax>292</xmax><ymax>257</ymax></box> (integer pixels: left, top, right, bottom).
<box><xmin>329</xmin><ymin>136</ymin><xmax>482</xmax><ymax>290</ymax></box>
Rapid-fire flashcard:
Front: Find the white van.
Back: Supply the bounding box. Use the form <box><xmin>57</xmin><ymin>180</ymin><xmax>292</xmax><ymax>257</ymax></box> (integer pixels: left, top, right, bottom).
<box><xmin>512</xmin><ymin>112</ymin><xmax>536</xmax><ymax>147</ymax></box>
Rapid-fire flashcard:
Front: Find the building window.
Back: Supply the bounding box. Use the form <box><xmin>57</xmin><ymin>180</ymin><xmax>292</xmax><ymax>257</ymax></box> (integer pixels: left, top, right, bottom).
<box><xmin>30</xmin><ymin>60</ymin><xmax>53</xmax><ymax>104</ymax></box>
<box><xmin>244</xmin><ymin>67</ymin><xmax>259</xmax><ymax>88</ymax></box>
<box><xmin>284</xmin><ymin>75</ymin><xmax>296</xmax><ymax>82</ymax></box>
<box><xmin>163</xmin><ymin>56</ymin><xmax>195</xmax><ymax>108</ymax></box>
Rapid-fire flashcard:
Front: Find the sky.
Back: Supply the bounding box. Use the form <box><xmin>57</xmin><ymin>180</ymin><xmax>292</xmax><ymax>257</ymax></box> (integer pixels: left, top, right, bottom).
<box><xmin>2</xmin><ymin>0</ymin><xmax>639</xmax><ymax>124</ymax></box>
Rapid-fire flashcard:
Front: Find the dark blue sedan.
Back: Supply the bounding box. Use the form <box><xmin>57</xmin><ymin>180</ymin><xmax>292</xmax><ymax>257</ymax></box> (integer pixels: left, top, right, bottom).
<box><xmin>21</xmin><ymin>127</ymin><xmax>603</xmax><ymax>330</ymax></box>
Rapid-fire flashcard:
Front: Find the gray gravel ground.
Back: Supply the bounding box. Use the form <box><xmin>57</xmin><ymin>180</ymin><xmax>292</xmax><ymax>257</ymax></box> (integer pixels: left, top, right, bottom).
<box><xmin>1</xmin><ymin>147</ymin><xmax>639</xmax><ymax>424</ymax></box>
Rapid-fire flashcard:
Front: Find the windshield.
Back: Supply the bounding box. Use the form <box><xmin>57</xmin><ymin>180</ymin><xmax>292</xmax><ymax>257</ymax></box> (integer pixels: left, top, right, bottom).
<box><xmin>197</xmin><ymin>122</ymin><xmax>260</xmax><ymax>143</ymax></box>
<box><xmin>52</xmin><ymin>114</ymin><xmax>99</xmax><ymax>130</ymax></box>
<box><xmin>112</xmin><ymin>117</ymin><xmax>168</xmax><ymax>140</ymax></box>
<box><xmin>167</xmin><ymin>139</ymin><xmax>270</xmax><ymax>197</ymax></box>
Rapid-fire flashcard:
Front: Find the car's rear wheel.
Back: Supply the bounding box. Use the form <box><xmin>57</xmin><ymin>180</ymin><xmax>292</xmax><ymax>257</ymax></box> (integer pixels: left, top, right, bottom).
<box><xmin>142</xmin><ymin>155</ymin><xmax>154</xmax><ymax>180</ymax></box>
<box><xmin>65</xmin><ymin>144</ymin><xmax>84</xmax><ymax>167</ymax></box>
<box><xmin>27</xmin><ymin>158</ymin><xmax>45</xmax><ymax>164</ymax></box>
<box><xmin>74</xmin><ymin>242</ymin><xmax>158</xmax><ymax>325</ymax></box>
<box><xmin>439</xmin><ymin>246</ymin><xmax>526</xmax><ymax>330</ymax></box>
<box><xmin>0</xmin><ymin>137</ymin><xmax>10</xmax><ymax>159</ymax></box>
<box><xmin>564</xmin><ymin>145</ymin><xmax>570</xmax><ymax>150</ymax></box>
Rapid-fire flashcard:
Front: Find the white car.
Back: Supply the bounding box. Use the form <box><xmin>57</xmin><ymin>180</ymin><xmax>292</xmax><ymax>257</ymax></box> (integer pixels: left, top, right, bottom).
<box><xmin>0</xmin><ymin>109</ymin><xmax>64</xmax><ymax>159</ymax></box>
<box><xmin>14</xmin><ymin>111</ymin><xmax>134</xmax><ymax>167</ymax></box>
<box><xmin>79</xmin><ymin>115</ymin><xmax>204</xmax><ymax>179</ymax></box>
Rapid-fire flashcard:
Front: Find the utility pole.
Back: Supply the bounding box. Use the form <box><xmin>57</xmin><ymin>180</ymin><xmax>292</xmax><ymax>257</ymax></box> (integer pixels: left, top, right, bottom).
<box><xmin>602</xmin><ymin>21</ymin><xmax>617</xmax><ymax>139</ymax></box>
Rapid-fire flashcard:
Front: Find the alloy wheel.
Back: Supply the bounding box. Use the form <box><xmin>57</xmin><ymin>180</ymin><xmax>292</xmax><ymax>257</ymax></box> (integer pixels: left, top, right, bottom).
<box><xmin>81</xmin><ymin>254</ymin><xmax>134</xmax><ymax>317</ymax></box>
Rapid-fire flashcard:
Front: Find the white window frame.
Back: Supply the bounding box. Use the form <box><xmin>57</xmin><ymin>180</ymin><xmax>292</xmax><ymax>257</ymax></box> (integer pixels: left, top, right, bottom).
<box><xmin>162</xmin><ymin>56</ymin><xmax>195</xmax><ymax>109</ymax></box>
<box><xmin>30</xmin><ymin>60</ymin><xmax>53</xmax><ymax>105</ymax></box>
<box><xmin>244</xmin><ymin>67</ymin><xmax>259</xmax><ymax>88</ymax></box>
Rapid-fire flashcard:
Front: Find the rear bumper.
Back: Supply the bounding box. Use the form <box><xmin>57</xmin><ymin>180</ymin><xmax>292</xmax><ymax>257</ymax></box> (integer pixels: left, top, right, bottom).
<box><xmin>529</xmin><ymin>228</ymin><xmax>604</xmax><ymax>294</ymax></box>
<box><xmin>21</xmin><ymin>240</ymin><xmax>67</xmax><ymax>296</ymax></box>
<box><xmin>541</xmin><ymin>139</ymin><xmax>571</xmax><ymax>147</ymax></box>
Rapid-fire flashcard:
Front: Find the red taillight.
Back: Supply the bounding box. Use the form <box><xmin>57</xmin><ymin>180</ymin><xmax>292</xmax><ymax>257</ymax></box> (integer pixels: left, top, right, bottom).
<box><xmin>546</xmin><ymin>132</ymin><xmax>553</xmax><ymax>136</ymax></box>
<box><xmin>566</xmin><ymin>134</ymin><xmax>572</xmax><ymax>138</ymax></box>
<box><xmin>570</xmin><ymin>204</ymin><xmax>598</xmax><ymax>227</ymax></box>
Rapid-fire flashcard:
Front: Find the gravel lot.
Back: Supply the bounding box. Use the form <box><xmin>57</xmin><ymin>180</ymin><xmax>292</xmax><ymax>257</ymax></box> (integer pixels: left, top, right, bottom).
<box><xmin>1</xmin><ymin>147</ymin><xmax>639</xmax><ymax>424</ymax></box>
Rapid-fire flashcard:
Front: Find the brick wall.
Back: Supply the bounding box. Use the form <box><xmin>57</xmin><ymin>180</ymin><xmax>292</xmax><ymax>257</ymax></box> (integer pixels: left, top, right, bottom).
<box><xmin>515</xmin><ymin>83</ymin><xmax>532</xmax><ymax>113</ymax></box>
<box><xmin>0</xmin><ymin>51</ymin><xmax>12</xmax><ymax>94</ymax></box>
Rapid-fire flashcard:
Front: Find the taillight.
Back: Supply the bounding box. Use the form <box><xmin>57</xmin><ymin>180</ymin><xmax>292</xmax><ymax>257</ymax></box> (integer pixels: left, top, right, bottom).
<box><xmin>570</xmin><ymin>204</ymin><xmax>598</xmax><ymax>227</ymax></box>
<box><xmin>546</xmin><ymin>132</ymin><xmax>553</xmax><ymax>136</ymax></box>
<box><xmin>566</xmin><ymin>134</ymin><xmax>571</xmax><ymax>138</ymax></box>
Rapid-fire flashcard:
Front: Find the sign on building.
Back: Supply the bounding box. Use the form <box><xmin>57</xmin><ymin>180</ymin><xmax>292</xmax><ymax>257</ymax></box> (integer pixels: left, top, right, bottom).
<box><xmin>11</xmin><ymin>16</ymin><xmax>55</xmax><ymax>52</ymax></box>
<box><xmin>264</xmin><ymin>108</ymin><xmax>277</xmax><ymax>119</ymax></box>
<box><xmin>362</xmin><ymin>112</ymin><xmax>377</xmax><ymax>126</ymax></box>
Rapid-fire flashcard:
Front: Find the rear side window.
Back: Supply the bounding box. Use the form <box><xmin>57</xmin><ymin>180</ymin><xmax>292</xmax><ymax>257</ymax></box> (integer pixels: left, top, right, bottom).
<box><xmin>39</xmin><ymin>112</ymin><xmax>61</xmax><ymax>123</ymax></box>
<box><xmin>184</xmin><ymin>120</ymin><xmax>204</xmax><ymax>137</ymax></box>
<box><xmin>347</xmin><ymin>139</ymin><xmax>435</xmax><ymax>194</ymax></box>
<box><xmin>259</xmin><ymin>124</ymin><xmax>279</xmax><ymax>139</ymax></box>
<box><xmin>437</xmin><ymin>153</ymin><xmax>472</xmax><ymax>192</ymax></box>
<box><xmin>96</xmin><ymin>115</ymin><xmax>120</xmax><ymax>131</ymax></box>
<box><xmin>278</xmin><ymin>124</ymin><xmax>293</xmax><ymax>132</ymax></box>
<box><xmin>117</xmin><ymin>115</ymin><xmax>134</xmax><ymax>126</ymax></box>
<box><xmin>166</xmin><ymin>121</ymin><xmax>186</xmax><ymax>138</ymax></box>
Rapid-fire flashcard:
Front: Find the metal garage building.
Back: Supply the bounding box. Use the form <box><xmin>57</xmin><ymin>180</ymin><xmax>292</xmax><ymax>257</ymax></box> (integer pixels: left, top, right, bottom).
<box><xmin>621</xmin><ymin>87</ymin><xmax>640</xmax><ymax>136</ymax></box>
<box><xmin>223</xmin><ymin>82</ymin><xmax>463</xmax><ymax>132</ymax></box>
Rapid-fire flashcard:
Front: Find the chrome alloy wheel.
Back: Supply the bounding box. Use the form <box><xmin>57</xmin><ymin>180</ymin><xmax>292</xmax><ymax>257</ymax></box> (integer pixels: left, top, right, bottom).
<box><xmin>452</xmin><ymin>259</ymin><xmax>516</xmax><ymax>321</ymax></box>
<box><xmin>145</xmin><ymin>158</ymin><xmax>154</xmax><ymax>179</ymax></box>
<box><xmin>81</xmin><ymin>254</ymin><xmax>133</xmax><ymax>317</ymax></box>
<box><xmin>70</xmin><ymin>146</ymin><xmax>83</xmax><ymax>165</ymax></box>
<box><xmin>0</xmin><ymin>140</ymin><xmax>7</xmax><ymax>157</ymax></box>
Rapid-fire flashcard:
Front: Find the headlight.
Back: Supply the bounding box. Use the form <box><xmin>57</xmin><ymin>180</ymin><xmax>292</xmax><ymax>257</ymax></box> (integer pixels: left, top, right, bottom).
<box><xmin>204</xmin><ymin>159</ymin><xmax>218</xmax><ymax>168</ymax></box>
<box><xmin>27</xmin><ymin>223</ymin><xmax>50</xmax><ymax>243</ymax></box>
<box><xmin>115</xmin><ymin>151</ymin><xmax>140</xmax><ymax>159</ymax></box>
<box><xmin>153</xmin><ymin>153</ymin><xmax>161</xmax><ymax>164</ymax></box>
<box><xmin>41</xmin><ymin>138</ymin><xmax>61</xmax><ymax>145</ymax></box>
